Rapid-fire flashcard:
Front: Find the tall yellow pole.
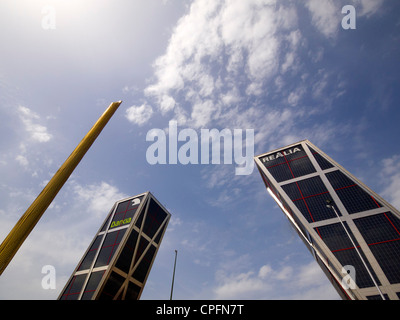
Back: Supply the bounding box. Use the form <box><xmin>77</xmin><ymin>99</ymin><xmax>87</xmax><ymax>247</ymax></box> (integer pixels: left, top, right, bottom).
<box><xmin>0</xmin><ymin>101</ymin><xmax>122</xmax><ymax>275</ymax></box>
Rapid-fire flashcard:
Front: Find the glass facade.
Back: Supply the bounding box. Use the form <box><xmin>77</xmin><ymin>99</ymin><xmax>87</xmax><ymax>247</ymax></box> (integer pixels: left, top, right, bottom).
<box><xmin>58</xmin><ymin>192</ymin><xmax>170</xmax><ymax>300</ymax></box>
<box><xmin>255</xmin><ymin>140</ymin><xmax>400</xmax><ymax>300</ymax></box>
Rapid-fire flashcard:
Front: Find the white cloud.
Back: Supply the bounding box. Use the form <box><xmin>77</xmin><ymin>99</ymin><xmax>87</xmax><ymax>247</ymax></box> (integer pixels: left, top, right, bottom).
<box><xmin>15</xmin><ymin>154</ymin><xmax>29</xmax><ymax>168</ymax></box>
<box><xmin>142</xmin><ymin>0</ymin><xmax>301</xmax><ymax>131</ymax></box>
<box><xmin>305</xmin><ymin>0</ymin><xmax>340</xmax><ymax>39</ymax></box>
<box><xmin>356</xmin><ymin>0</ymin><xmax>385</xmax><ymax>17</ymax></box>
<box><xmin>305</xmin><ymin>0</ymin><xmax>385</xmax><ymax>39</ymax></box>
<box><xmin>125</xmin><ymin>104</ymin><xmax>154</xmax><ymax>126</ymax></box>
<box><xmin>258</xmin><ymin>264</ymin><xmax>272</xmax><ymax>279</ymax></box>
<box><xmin>73</xmin><ymin>181</ymin><xmax>128</xmax><ymax>218</ymax></box>
<box><xmin>17</xmin><ymin>106</ymin><xmax>52</xmax><ymax>143</ymax></box>
<box><xmin>380</xmin><ymin>155</ymin><xmax>400</xmax><ymax>210</ymax></box>
<box><xmin>214</xmin><ymin>270</ymin><xmax>266</xmax><ymax>299</ymax></box>
<box><xmin>214</xmin><ymin>260</ymin><xmax>339</xmax><ymax>299</ymax></box>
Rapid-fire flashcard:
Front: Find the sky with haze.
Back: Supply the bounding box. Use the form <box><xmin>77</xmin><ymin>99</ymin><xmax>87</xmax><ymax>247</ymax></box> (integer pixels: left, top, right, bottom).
<box><xmin>0</xmin><ymin>0</ymin><xmax>399</xmax><ymax>299</ymax></box>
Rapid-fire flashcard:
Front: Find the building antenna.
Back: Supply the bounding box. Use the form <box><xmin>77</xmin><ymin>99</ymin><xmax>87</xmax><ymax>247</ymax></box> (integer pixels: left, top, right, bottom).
<box><xmin>170</xmin><ymin>250</ymin><xmax>178</xmax><ymax>300</ymax></box>
<box><xmin>326</xmin><ymin>200</ymin><xmax>385</xmax><ymax>300</ymax></box>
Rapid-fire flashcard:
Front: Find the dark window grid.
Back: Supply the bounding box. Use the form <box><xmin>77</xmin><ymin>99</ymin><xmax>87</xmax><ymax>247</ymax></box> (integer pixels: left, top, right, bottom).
<box><xmin>286</xmin><ymin>181</ymin><xmax>382</xmax><ymax>223</ymax></box>
<box><xmin>326</xmin><ymin>171</ymin><xmax>381</xmax><ymax>212</ymax></box>
<box><xmin>134</xmin><ymin>237</ymin><xmax>150</xmax><ymax>265</ymax></box>
<box><xmin>104</xmin><ymin>230</ymin><xmax>124</xmax><ymax>265</ymax></box>
<box><xmin>295</xmin><ymin>194</ymin><xmax>339</xmax><ymax>223</ymax></box>
<box><xmin>288</xmin><ymin>179</ymin><xmax>322</xmax><ymax>223</ymax></box>
<box><xmin>353</xmin><ymin>212</ymin><xmax>400</xmax><ymax>284</ymax></box>
<box><xmin>260</xmin><ymin>169</ymin><xmax>311</xmax><ymax>238</ymax></box>
<box><xmin>355</xmin><ymin>212</ymin><xmax>400</xmax><ymax>243</ymax></box>
<box><xmin>265</xmin><ymin>152</ymin><xmax>316</xmax><ymax>183</ymax></box>
<box><xmin>336</xmin><ymin>187</ymin><xmax>381</xmax><ymax>214</ymax></box>
<box><xmin>113</xmin><ymin>201</ymin><xmax>140</xmax><ymax>221</ymax></box>
<box><xmin>315</xmin><ymin>223</ymin><xmax>381</xmax><ymax>288</ymax></box>
<box><xmin>333</xmin><ymin>248</ymin><xmax>381</xmax><ymax>288</ymax></box>
<box><xmin>290</xmin><ymin>183</ymin><xmax>378</xmax><ymax>207</ymax></box>
<box><xmin>133</xmin><ymin>245</ymin><xmax>155</xmax><ymax>271</ymax></box>
<box><xmin>290</xmin><ymin>187</ymin><xmax>338</xmax><ymax>224</ymax></box>
<box><xmin>260</xmin><ymin>168</ymin><xmax>296</xmax><ymax>218</ymax></box>
<box><xmin>265</xmin><ymin>154</ymin><xmax>313</xmax><ymax>178</ymax></box>
<box><xmin>132</xmin><ymin>245</ymin><xmax>156</xmax><ymax>283</ymax></box>
<box><xmin>115</xmin><ymin>230</ymin><xmax>139</xmax><ymax>273</ymax></box>
<box><xmin>144</xmin><ymin>212</ymin><xmax>161</xmax><ymax>239</ymax></box>
<box><xmin>369</xmin><ymin>241</ymin><xmax>400</xmax><ymax>284</ymax></box>
<box><xmin>143</xmin><ymin>202</ymin><xmax>167</xmax><ymax>239</ymax></box>
<box><xmin>94</xmin><ymin>230</ymin><xmax>125</xmax><ymax>269</ymax></box>
<box><xmin>264</xmin><ymin>154</ymin><xmax>309</xmax><ymax>170</ymax></box>
<box><xmin>81</xmin><ymin>271</ymin><xmax>106</xmax><ymax>300</ymax></box>
<box><xmin>315</xmin><ymin>222</ymin><xmax>359</xmax><ymax>254</ymax></box>
<box><xmin>260</xmin><ymin>170</ymin><xmax>279</xmax><ymax>199</ymax></box>
<box><xmin>309</xmin><ymin>149</ymin><xmax>334</xmax><ymax>170</ymax></box>
<box><xmin>100</xmin><ymin>271</ymin><xmax>126</xmax><ymax>300</ymax></box>
<box><xmin>318</xmin><ymin>219</ymin><xmax>400</xmax><ymax>253</ymax></box>
<box><xmin>61</xmin><ymin>274</ymin><xmax>87</xmax><ymax>300</ymax></box>
<box><xmin>384</xmin><ymin>212</ymin><xmax>400</xmax><ymax>235</ymax></box>
<box><xmin>77</xmin><ymin>236</ymin><xmax>103</xmax><ymax>271</ymax></box>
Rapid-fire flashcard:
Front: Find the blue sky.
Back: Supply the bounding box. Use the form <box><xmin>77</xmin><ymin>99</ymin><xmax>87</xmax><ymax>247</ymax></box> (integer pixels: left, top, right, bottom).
<box><xmin>0</xmin><ymin>0</ymin><xmax>399</xmax><ymax>299</ymax></box>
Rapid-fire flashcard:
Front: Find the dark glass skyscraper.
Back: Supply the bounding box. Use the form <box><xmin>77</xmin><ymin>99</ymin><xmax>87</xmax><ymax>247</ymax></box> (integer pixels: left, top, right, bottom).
<box><xmin>254</xmin><ymin>140</ymin><xmax>400</xmax><ymax>300</ymax></box>
<box><xmin>58</xmin><ymin>192</ymin><xmax>170</xmax><ymax>300</ymax></box>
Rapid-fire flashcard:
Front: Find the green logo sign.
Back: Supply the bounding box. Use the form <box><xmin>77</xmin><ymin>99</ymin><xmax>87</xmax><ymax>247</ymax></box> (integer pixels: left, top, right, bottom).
<box><xmin>110</xmin><ymin>217</ymin><xmax>132</xmax><ymax>229</ymax></box>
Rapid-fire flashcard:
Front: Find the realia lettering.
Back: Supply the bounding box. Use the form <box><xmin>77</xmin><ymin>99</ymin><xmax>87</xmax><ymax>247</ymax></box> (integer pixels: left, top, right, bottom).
<box><xmin>261</xmin><ymin>147</ymin><xmax>302</xmax><ymax>163</ymax></box>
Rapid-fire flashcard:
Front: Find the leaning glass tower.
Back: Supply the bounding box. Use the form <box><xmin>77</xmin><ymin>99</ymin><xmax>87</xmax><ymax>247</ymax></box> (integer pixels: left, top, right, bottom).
<box><xmin>254</xmin><ymin>140</ymin><xmax>400</xmax><ymax>300</ymax></box>
<box><xmin>58</xmin><ymin>192</ymin><xmax>170</xmax><ymax>300</ymax></box>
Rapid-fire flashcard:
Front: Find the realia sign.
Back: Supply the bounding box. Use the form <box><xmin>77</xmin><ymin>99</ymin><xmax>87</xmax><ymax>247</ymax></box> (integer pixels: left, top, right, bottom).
<box><xmin>261</xmin><ymin>147</ymin><xmax>302</xmax><ymax>163</ymax></box>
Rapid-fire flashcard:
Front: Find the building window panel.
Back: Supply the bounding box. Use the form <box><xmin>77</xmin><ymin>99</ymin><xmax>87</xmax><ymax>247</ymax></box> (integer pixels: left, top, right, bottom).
<box><xmin>289</xmin><ymin>156</ymin><xmax>316</xmax><ymax>178</ymax></box>
<box><xmin>143</xmin><ymin>199</ymin><xmax>168</xmax><ymax>239</ymax></box>
<box><xmin>354</xmin><ymin>212</ymin><xmax>400</xmax><ymax>284</ymax></box>
<box><xmin>315</xmin><ymin>223</ymin><xmax>381</xmax><ymax>288</ymax></box>
<box><xmin>309</xmin><ymin>147</ymin><xmax>334</xmax><ymax>170</ymax></box>
<box><xmin>282</xmin><ymin>176</ymin><xmax>339</xmax><ymax>223</ymax></box>
<box><xmin>266</xmin><ymin>164</ymin><xmax>293</xmax><ymax>183</ymax></box>
<box><xmin>336</xmin><ymin>186</ymin><xmax>381</xmax><ymax>214</ymax></box>
<box><xmin>115</xmin><ymin>230</ymin><xmax>139</xmax><ymax>274</ymax></box>
<box><xmin>98</xmin><ymin>271</ymin><xmax>126</xmax><ymax>300</ymax></box>
<box><xmin>81</xmin><ymin>271</ymin><xmax>105</xmax><ymax>300</ymax></box>
<box><xmin>326</xmin><ymin>170</ymin><xmax>356</xmax><ymax>190</ymax></box>
<box><xmin>126</xmin><ymin>281</ymin><xmax>141</xmax><ymax>300</ymax></box>
<box><xmin>77</xmin><ymin>235</ymin><xmax>103</xmax><ymax>271</ymax></box>
<box><xmin>305</xmin><ymin>193</ymin><xmax>338</xmax><ymax>221</ymax></box>
<box><xmin>60</xmin><ymin>274</ymin><xmax>87</xmax><ymax>300</ymax></box>
<box><xmin>94</xmin><ymin>229</ymin><xmax>126</xmax><ymax>268</ymax></box>
<box><xmin>263</xmin><ymin>145</ymin><xmax>316</xmax><ymax>183</ymax></box>
<box><xmin>132</xmin><ymin>245</ymin><xmax>156</xmax><ymax>283</ymax></box>
<box><xmin>326</xmin><ymin>171</ymin><xmax>381</xmax><ymax>214</ymax></box>
<box><xmin>296</xmin><ymin>176</ymin><xmax>328</xmax><ymax>198</ymax></box>
<box><xmin>368</xmin><ymin>242</ymin><xmax>400</xmax><ymax>284</ymax></box>
<box><xmin>109</xmin><ymin>198</ymin><xmax>142</xmax><ymax>230</ymax></box>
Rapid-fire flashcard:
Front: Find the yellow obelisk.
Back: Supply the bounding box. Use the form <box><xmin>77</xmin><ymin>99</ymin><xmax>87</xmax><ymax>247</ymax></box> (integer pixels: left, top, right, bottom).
<box><xmin>0</xmin><ymin>101</ymin><xmax>122</xmax><ymax>275</ymax></box>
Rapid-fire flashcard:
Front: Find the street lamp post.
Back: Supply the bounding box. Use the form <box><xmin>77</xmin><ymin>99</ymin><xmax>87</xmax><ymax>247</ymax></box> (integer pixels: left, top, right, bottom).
<box><xmin>170</xmin><ymin>250</ymin><xmax>178</xmax><ymax>300</ymax></box>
